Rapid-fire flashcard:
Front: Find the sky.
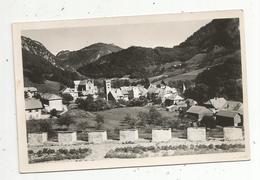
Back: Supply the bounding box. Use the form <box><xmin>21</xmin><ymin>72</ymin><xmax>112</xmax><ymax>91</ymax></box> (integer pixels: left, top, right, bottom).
<box><xmin>22</xmin><ymin>19</ymin><xmax>212</xmax><ymax>55</ymax></box>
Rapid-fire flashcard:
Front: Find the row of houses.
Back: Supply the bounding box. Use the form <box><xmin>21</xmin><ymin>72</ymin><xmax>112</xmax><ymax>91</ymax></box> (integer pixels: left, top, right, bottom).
<box><xmin>24</xmin><ymin>88</ymin><xmax>64</xmax><ymax>120</ymax></box>
<box><xmin>186</xmin><ymin>98</ymin><xmax>243</xmax><ymax>127</ymax></box>
<box><xmin>59</xmin><ymin>79</ymin><xmax>184</xmax><ymax>104</ymax></box>
<box><xmin>24</xmin><ymin>79</ymin><xmax>244</xmax><ymax>128</ymax></box>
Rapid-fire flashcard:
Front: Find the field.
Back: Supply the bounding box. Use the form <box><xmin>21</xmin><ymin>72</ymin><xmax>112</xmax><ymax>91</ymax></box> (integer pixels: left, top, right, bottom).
<box><xmin>24</xmin><ymin>78</ymin><xmax>61</xmax><ymax>95</ymax></box>
<box><xmin>63</xmin><ymin>106</ymin><xmax>180</xmax><ymax>140</ymax></box>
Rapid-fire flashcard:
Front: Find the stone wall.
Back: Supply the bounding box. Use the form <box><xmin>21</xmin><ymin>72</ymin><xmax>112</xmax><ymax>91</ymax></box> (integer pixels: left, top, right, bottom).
<box><xmin>88</xmin><ymin>131</ymin><xmax>107</xmax><ymax>144</ymax></box>
<box><xmin>187</xmin><ymin>127</ymin><xmax>206</xmax><ymax>141</ymax></box>
<box><xmin>152</xmin><ymin>128</ymin><xmax>172</xmax><ymax>142</ymax></box>
<box><xmin>28</xmin><ymin>132</ymin><xmax>47</xmax><ymax>146</ymax></box>
<box><xmin>58</xmin><ymin>131</ymin><xmax>77</xmax><ymax>144</ymax></box>
<box><xmin>120</xmin><ymin>129</ymin><xmax>139</xmax><ymax>142</ymax></box>
<box><xmin>224</xmin><ymin>127</ymin><xmax>243</xmax><ymax>141</ymax></box>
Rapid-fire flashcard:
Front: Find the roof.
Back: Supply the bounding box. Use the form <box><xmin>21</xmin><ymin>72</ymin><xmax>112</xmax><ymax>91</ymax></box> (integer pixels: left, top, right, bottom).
<box><xmin>148</xmin><ymin>84</ymin><xmax>161</xmax><ymax>94</ymax></box>
<box><xmin>187</xmin><ymin>106</ymin><xmax>213</xmax><ymax>115</ymax></box>
<box><xmin>204</xmin><ymin>97</ymin><xmax>227</xmax><ymax>109</ymax></box>
<box><xmin>164</xmin><ymin>86</ymin><xmax>177</xmax><ymax>94</ymax></box>
<box><xmin>60</xmin><ymin>87</ymin><xmax>73</xmax><ymax>94</ymax></box>
<box><xmin>216</xmin><ymin>110</ymin><xmax>239</xmax><ymax>118</ymax></box>
<box><xmin>41</xmin><ymin>93</ymin><xmax>62</xmax><ymax>100</ymax></box>
<box><xmin>121</xmin><ymin>89</ymin><xmax>129</xmax><ymax>95</ymax></box>
<box><xmin>186</xmin><ymin>98</ymin><xmax>198</xmax><ymax>105</ymax></box>
<box><xmin>110</xmin><ymin>88</ymin><xmax>123</xmax><ymax>99</ymax></box>
<box><xmin>137</xmin><ymin>86</ymin><xmax>148</xmax><ymax>96</ymax></box>
<box><xmin>24</xmin><ymin>87</ymin><xmax>37</xmax><ymax>92</ymax></box>
<box><xmin>225</xmin><ymin>101</ymin><xmax>243</xmax><ymax>111</ymax></box>
<box><xmin>79</xmin><ymin>79</ymin><xmax>93</xmax><ymax>85</ymax></box>
<box><xmin>25</xmin><ymin>98</ymin><xmax>43</xmax><ymax>110</ymax></box>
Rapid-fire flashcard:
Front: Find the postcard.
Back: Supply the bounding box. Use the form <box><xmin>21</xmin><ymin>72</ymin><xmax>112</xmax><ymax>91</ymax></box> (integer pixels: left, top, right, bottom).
<box><xmin>12</xmin><ymin>10</ymin><xmax>249</xmax><ymax>173</ymax></box>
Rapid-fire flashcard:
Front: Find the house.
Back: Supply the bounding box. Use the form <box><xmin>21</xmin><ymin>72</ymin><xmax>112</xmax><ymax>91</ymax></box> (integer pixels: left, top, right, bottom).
<box><xmin>186</xmin><ymin>105</ymin><xmax>214</xmax><ymax>121</ymax></box>
<box><xmin>120</xmin><ymin>89</ymin><xmax>130</xmax><ymax>101</ymax></box>
<box><xmin>224</xmin><ymin>100</ymin><xmax>243</xmax><ymax>113</ymax></box>
<box><xmin>24</xmin><ymin>87</ymin><xmax>38</xmax><ymax>98</ymax></box>
<box><xmin>163</xmin><ymin>93</ymin><xmax>184</xmax><ymax>106</ymax></box>
<box><xmin>108</xmin><ymin>88</ymin><xmax>124</xmax><ymax>101</ymax></box>
<box><xmin>166</xmin><ymin>102</ymin><xmax>187</xmax><ymax>112</ymax></box>
<box><xmin>74</xmin><ymin>79</ymin><xmax>98</xmax><ymax>95</ymax></box>
<box><xmin>129</xmin><ymin>86</ymin><xmax>148</xmax><ymax>99</ymax></box>
<box><xmin>25</xmin><ymin>98</ymin><xmax>43</xmax><ymax>120</ymax></box>
<box><xmin>203</xmin><ymin>97</ymin><xmax>227</xmax><ymax>110</ymax></box>
<box><xmin>41</xmin><ymin>93</ymin><xmax>63</xmax><ymax>112</ymax></box>
<box><xmin>147</xmin><ymin>84</ymin><xmax>161</xmax><ymax>98</ymax></box>
<box><xmin>186</xmin><ymin>98</ymin><xmax>198</xmax><ymax>108</ymax></box>
<box><xmin>60</xmin><ymin>87</ymin><xmax>78</xmax><ymax>100</ymax></box>
<box><xmin>216</xmin><ymin>110</ymin><xmax>243</xmax><ymax>127</ymax></box>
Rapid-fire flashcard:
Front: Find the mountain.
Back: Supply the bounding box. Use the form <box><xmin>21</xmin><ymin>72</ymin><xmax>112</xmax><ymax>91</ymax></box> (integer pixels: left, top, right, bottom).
<box><xmin>21</xmin><ymin>36</ymin><xmax>79</xmax><ymax>87</ymax></box>
<box><xmin>78</xmin><ymin>18</ymin><xmax>241</xmax><ymax>79</ymax></box>
<box><xmin>22</xmin><ymin>36</ymin><xmax>57</xmax><ymax>65</ymax></box>
<box><xmin>56</xmin><ymin>43</ymin><xmax>122</xmax><ymax>70</ymax></box>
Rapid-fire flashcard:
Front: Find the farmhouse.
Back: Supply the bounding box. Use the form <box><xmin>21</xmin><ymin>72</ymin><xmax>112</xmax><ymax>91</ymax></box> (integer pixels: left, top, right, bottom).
<box><xmin>203</xmin><ymin>97</ymin><xmax>227</xmax><ymax>110</ymax></box>
<box><xmin>185</xmin><ymin>98</ymin><xmax>198</xmax><ymax>108</ymax></box>
<box><xmin>186</xmin><ymin>105</ymin><xmax>214</xmax><ymax>121</ymax></box>
<box><xmin>166</xmin><ymin>101</ymin><xmax>187</xmax><ymax>112</ymax></box>
<box><xmin>25</xmin><ymin>98</ymin><xmax>43</xmax><ymax>120</ymax></box>
<box><xmin>224</xmin><ymin>100</ymin><xmax>243</xmax><ymax>112</ymax></box>
<box><xmin>216</xmin><ymin>110</ymin><xmax>243</xmax><ymax>127</ymax></box>
<box><xmin>41</xmin><ymin>93</ymin><xmax>63</xmax><ymax>112</ymax></box>
<box><xmin>24</xmin><ymin>87</ymin><xmax>37</xmax><ymax>98</ymax></box>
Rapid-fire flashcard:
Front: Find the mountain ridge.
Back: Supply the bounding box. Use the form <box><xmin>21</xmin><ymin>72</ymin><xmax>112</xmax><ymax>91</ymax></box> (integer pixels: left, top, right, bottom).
<box><xmin>78</xmin><ymin>18</ymin><xmax>240</xmax><ymax>79</ymax></box>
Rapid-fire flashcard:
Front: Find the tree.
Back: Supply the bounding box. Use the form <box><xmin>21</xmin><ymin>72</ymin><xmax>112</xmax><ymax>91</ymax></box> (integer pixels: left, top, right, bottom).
<box><xmin>137</xmin><ymin>107</ymin><xmax>163</xmax><ymax>126</ymax></box>
<box><xmin>184</xmin><ymin>83</ymin><xmax>210</xmax><ymax>104</ymax></box>
<box><xmin>57</xmin><ymin>115</ymin><xmax>74</xmax><ymax>130</ymax></box>
<box><xmin>62</xmin><ymin>93</ymin><xmax>74</xmax><ymax>104</ymax></box>
<box><xmin>137</xmin><ymin>111</ymin><xmax>150</xmax><ymax>126</ymax></box>
<box><xmin>143</xmin><ymin>78</ymin><xmax>150</xmax><ymax>89</ymax></box>
<box><xmin>124</xmin><ymin>113</ymin><xmax>138</xmax><ymax>128</ymax></box>
<box><xmin>95</xmin><ymin>114</ymin><xmax>104</xmax><ymax>130</ymax></box>
<box><xmin>149</xmin><ymin>107</ymin><xmax>163</xmax><ymax>125</ymax></box>
<box><xmin>24</xmin><ymin>91</ymin><xmax>29</xmax><ymax>98</ymax></box>
<box><xmin>200</xmin><ymin>116</ymin><xmax>216</xmax><ymax>129</ymax></box>
<box><xmin>50</xmin><ymin>109</ymin><xmax>58</xmax><ymax>118</ymax></box>
<box><xmin>77</xmin><ymin>121</ymin><xmax>89</xmax><ymax>131</ymax></box>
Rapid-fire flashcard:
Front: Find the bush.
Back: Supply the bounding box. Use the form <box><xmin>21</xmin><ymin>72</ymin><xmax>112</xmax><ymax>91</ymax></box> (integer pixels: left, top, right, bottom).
<box><xmin>95</xmin><ymin>114</ymin><xmax>104</xmax><ymax>130</ymax></box>
<box><xmin>77</xmin><ymin>95</ymin><xmax>111</xmax><ymax>111</ymax></box>
<box><xmin>29</xmin><ymin>147</ymin><xmax>92</xmax><ymax>163</ymax></box>
<box><xmin>57</xmin><ymin>115</ymin><xmax>74</xmax><ymax>129</ymax></box>
<box><xmin>200</xmin><ymin>116</ymin><xmax>216</xmax><ymax>129</ymax></box>
<box><xmin>28</xmin><ymin>150</ymin><xmax>34</xmax><ymax>154</ymax></box>
<box><xmin>62</xmin><ymin>93</ymin><xmax>74</xmax><ymax>104</ymax></box>
<box><xmin>50</xmin><ymin>109</ymin><xmax>58</xmax><ymax>118</ymax></box>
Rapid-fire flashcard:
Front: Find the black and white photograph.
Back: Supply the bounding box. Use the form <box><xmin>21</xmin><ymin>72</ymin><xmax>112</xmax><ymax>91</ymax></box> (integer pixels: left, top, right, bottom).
<box><xmin>12</xmin><ymin>10</ymin><xmax>249</xmax><ymax>172</ymax></box>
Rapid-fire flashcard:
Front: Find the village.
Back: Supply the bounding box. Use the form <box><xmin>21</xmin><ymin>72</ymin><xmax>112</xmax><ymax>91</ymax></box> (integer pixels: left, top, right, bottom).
<box><xmin>24</xmin><ymin>78</ymin><xmax>243</xmax><ymax>127</ymax></box>
<box><xmin>24</xmin><ymin>78</ymin><xmax>245</xmax><ymax>163</ymax></box>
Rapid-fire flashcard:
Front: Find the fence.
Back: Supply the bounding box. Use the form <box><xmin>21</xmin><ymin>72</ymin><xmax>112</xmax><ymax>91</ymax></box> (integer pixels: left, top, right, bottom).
<box><xmin>27</xmin><ymin>127</ymin><xmax>244</xmax><ymax>146</ymax></box>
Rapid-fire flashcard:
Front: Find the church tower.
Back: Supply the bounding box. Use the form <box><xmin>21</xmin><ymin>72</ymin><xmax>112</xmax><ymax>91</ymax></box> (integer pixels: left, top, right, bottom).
<box><xmin>104</xmin><ymin>79</ymin><xmax>112</xmax><ymax>101</ymax></box>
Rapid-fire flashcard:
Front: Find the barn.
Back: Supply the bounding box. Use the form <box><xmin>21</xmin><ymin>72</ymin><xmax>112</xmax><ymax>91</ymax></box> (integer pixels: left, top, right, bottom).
<box><xmin>216</xmin><ymin>110</ymin><xmax>242</xmax><ymax>127</ymax></box>
<box><xmin>186</xmin><ymin>105</ymin><xmax>214</xmax><ymax>121</ymax></box>
<box><xmin>41</xmin><ymin>93</ymin><xmax>63</xmax><ymax>112</ymax></box>
<box><xmin>25</xmin><ymin>98</ymin><xmax>43</xmax><ymax>120</ymax></box>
